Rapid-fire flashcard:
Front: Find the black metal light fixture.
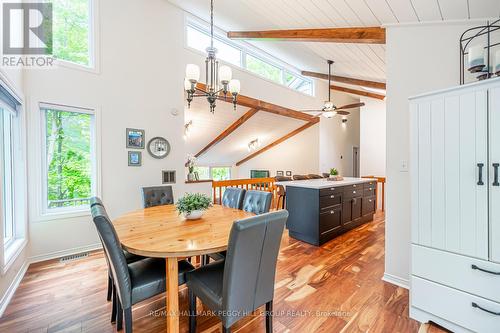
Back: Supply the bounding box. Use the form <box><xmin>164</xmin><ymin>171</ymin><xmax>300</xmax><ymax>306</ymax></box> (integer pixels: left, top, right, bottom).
<box><xmin>184</xmin><ymin>0</ymin><xmax>240</xmax><ymax>113</ymax></box>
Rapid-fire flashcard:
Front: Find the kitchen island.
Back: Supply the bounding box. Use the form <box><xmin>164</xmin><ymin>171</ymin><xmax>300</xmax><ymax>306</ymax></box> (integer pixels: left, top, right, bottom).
<box><xmin>277</xmin><ymin>177</ymin><xmax>377</xmax><ymax>246</ymax></box>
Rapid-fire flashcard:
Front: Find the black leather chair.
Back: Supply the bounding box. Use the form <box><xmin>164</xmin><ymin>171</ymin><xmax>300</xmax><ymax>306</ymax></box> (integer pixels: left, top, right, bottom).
<box><xmin>141</xmin><ymin>186</ymin><xmax>174</xmax><ymax>208</ymax></box>
<box><xmin>187</xmin><ymin>210</ymin><xmax>288</xmax><ymax>333</ymax></box>
<box><xmin>221</xmin><ymin>187</ymin><xmax>246</xmax><ymax>209</ymax></box>
<box><xmin>90</xmin><ymin>203</ymin><xmax>194</xmax><ymax>332</ymax></box>
<box><xmin>205</xmin><ymin>188</ymin><xmax>247</xmax><ymax>264</ymax></box>
<box><xmin>242</xmin><ymin>190</ymin><xmax>272</xmax><ymax>215</ymax></box>
<box><xmin>89</xmin><ymin>198</ymin><xmax>143</xmax><ymax>305</ymax></box>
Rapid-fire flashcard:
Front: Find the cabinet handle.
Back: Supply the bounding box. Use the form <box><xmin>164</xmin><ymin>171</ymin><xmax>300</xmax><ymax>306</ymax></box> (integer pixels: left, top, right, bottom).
<box><xmin>353</xmin><ymin>191</ymin><xmax>356</xmax><ymax>194</ymax></box>
<box><xmin>493</xmin><ymin>163</ymin><xmax>499</xmax><ymax>186</ymax></box>
<box><xmin>330</xmin><ymin>188</ymin><xmax>335</xmax><ymax>191</ymax></box>
<box><xmin>330</xmin><ymin>210</ymin><xmax>334</xmax><ymax>215</ymax></box>
<box><xmin>353</xmin><ymin>184</ymin><xmax>356</xmax><ymax>187</ymax></box>
<box><xmin>369</xmin><ymin>188</ymin><xmax>373</xmax><ymax>191</ymax></box>
<box><xmin>477</xmin><ymin>163</ymin><xmax>484</xmax><ymax>186</ymax></box>
<box><xmin>330</xmin><ymin>195</ymin><xmax>335</xmax><ymax>199</ymax></box>
<box><xmin>369</xmin><ymin>200</ymin><xmax>372</xmax><ymax>203</ymax></box>
<box><xmin>471</xmin><ymin>264</ymin><xmax>500</xmax><ymax>275</ymax></box>
<box><xmin>472</xmin><ymin>302</ymin><xmax>500</xmax><ymax>316</ymax></box>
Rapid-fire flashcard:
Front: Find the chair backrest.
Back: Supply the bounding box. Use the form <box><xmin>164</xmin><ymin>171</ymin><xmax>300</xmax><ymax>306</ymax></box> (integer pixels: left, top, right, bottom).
<box><xmin>222</xmin><ymin>187</ymin><xmax>246</xmax><ymax>209</ymax></box>
<box><xmin>242</xmin><ymin>190</ymin><xmax>272</xmax><ymax>215</ymax></box>
<box><xmin>90</xmin><ymin>197</ymin><xmax>103</xmax><ymax>207</ymax></box>
<box><xmin>222</xmin><ymin>210</ymin><xmax>288</xmax><ymax>327</ymax></box>
<box><xmin>276</xmin><ymin>185</ymin><xmax>286</xmax><ymax>196</ymax></box>
<box><xmin>90</xmin><ymin>201</ymin><xmax>132</xmax><ymax>309</ymax></box>
<box><xmin>275</xmin><ymin>176</ymin><xmax>292</xmax><ymax>182</ymax></box>
<box><xmin>141</xmin><ymin>186</ymin><xmax>174</xmax><ymax>208</ymax></box>
<box><xmin>292</xmin><ymin>174</ymin><xmax>309</xmax><ymax>180</ymax></box>
<box><xmin>307</xmin><ymin>174</ymin><xmax>323</xmax><ymax>179</ymax></box>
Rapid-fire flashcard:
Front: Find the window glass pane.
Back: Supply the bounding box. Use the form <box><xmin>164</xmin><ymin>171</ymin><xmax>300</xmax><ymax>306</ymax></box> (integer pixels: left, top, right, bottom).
<box><xmin>193</xmin><ymin>166</ymin><xmax>210</xmax><ymax>180</ymax></box>
<box><xmin>285</xmin><ymin>71</ymin><xmax>313</xmax><ymax>95</ymax></box>
<box><xmin>44</xmin><ymin>109</ymin><xmax>93</xmax><ymax>209</ymax></box>
<box><xmin>1</xmin><ymin>109</ymin><xmax>14</xmax><ymax>243</ymax></box>
<box><xmin>211</xmin><ymin>167</ymin><xmax>231</xmax><ymax>181</ymax></box>
<box><xmin>53</xmin><ymin>0</ymin><xmax>91</xmax><ymax>66</ymax></box>
<box><xmin>245</xmin><ymin>54</ymin><xmax>282</xmax><ymax>83</ymax></box>
<box><xmin>186</xmin><ymin>26</ymin><xmax>241</xmax><ymax>66</ymax></box>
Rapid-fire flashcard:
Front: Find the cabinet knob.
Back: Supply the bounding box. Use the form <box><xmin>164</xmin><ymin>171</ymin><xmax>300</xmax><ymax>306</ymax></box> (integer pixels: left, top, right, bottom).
<box><xmin>330</xmin><ymin>195</ymin><xmax>335</xmax><ymax>198</ymax></box>
<box><xmin>369</xmin><ymin>200</ymin><xmax>372</xmax><ymax>202</ymax></box>
<box><xmin>330</xmin><ymin>211</ymin><xmax>334</xmax><ymax>215</ymax></box>
<box><xmin>353</xmin><ymin>191</ymin><xmax>356</xmax><ymax>194</ymax></box>
<box><xmin>353</xmin><ymin>185</ymin><xmax>356</xmax><ymax>187</ymax></box>
<box><xmin>330</xmin><ymin>188</ymin><xmax>335</xmax><ymax>191</ymax></box>
<box><xmin>369</xmin><ymin>188</ymin><xmax>373</xmax><ymax>190</ymax></box>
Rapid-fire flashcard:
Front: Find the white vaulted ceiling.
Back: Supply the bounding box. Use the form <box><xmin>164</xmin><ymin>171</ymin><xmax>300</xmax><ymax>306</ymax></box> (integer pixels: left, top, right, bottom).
<box><xmin>168</xmin><ymin>0</ymin><xmax>500</xmax><ymax>82</ymax></box>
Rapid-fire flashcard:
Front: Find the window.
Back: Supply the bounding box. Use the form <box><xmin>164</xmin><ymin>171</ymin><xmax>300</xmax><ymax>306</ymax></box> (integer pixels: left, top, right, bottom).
<box><xmin>193</xmin><ymin>166</ymin><xmax>231</xmax><ymax>181</ymax></box>
<box><xmin>52</xmin><ymin>0</ymin><xmax>93</xmax><ymax>67</ymax></box>
<box><xmin>245</xmin><ymin>54</ymin><xmax>282</xmax><ymax>84</ymax></box>
<box><xmin>1</xmin><ymin>109</ymin><xmax>15</xmax><ymax>247</ymax></box>
<box><xmin>185</xmin><ymin>21</ymin><xmax>314</xmax><ymax>95</ymax></box>
<box><xmin>41</xmin><ymin>104</ymin><xmax>96</xmax><ymax>213</ymax></box>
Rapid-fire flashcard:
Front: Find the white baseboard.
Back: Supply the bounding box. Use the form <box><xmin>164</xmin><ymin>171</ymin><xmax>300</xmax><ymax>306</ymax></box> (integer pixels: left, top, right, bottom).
<box><xmin>28</xmin><ymin>243</ymin><xmax>102</xmax><ymax>264</ymax></box>
<box><xmin>0</xmin><ymin>261</ymin><xmax>29</xmax><ymax>317</ymax></box>
<box><xmin>383</xmin><ymin>272</ymin><xmax>410</xmax><ymax>289</ymax></box>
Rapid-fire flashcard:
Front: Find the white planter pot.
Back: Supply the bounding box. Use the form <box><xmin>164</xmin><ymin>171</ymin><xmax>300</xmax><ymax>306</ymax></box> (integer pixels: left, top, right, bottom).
<box><xmin>183</xmin><ymin>210</ymin><xmax>204</xmax><ymax>220</ymax></box>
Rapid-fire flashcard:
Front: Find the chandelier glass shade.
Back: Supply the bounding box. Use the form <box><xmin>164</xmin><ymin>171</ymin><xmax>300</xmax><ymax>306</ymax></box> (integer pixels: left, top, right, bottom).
<box><xmin>184</xmin><ymin>0</ymin><xmax>240</xmax><ymax>113</ymax></box>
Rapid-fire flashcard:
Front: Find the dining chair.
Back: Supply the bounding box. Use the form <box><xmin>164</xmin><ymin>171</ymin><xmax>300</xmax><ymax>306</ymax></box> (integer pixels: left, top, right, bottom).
<box><xmin>292</xmin><ymin>174</ymin><xmax>309</xmax><ymax>180</ymax></box>
<box><xmin>242</xmin><ymin>190</ymin><xmax>272</xmax><ymax>215</ymax></box>
<box><xmin>322</xmin><ymin>173</ymin><xmax>330</xmax><ymax>178</ymax></box>
<box><xmin>90</xmin><ymin>197</ymin><xmax>143</xmax><ymax>305</ymax></box>
<box><xmin>307</xmin><ymin>174</ymin><xmax>323</xmax><ymax>179</ymax></box>
<box><xmin>187</xmin><ymin>210</ymin><xmax>289</xmax><ymax>333</ymax></box>
<box><xmin>90</xmin><ymin>203</ymin><xmax>194</xmax><ymax>333</ymax></box>
<box><xmin>276</xmin><ymin>185</ymin><xmax>286</xmax><ymax>210</ymax></box>
<box><xmin>141</xmin><ymin>185</ymin><xmax>174</xmax><ymax>208</ymax></box>
<box><xmin>275</xmin><ymin>176</ymin><xmax>292</xmax><ymax>182</ymax></box>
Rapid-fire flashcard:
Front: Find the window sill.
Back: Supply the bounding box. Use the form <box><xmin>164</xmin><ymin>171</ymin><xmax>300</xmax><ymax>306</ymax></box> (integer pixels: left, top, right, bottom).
<box><xmin>2</xmin><ymin>238</ymin><xmax>27</xmax><ymax>275</ymax></box>
<box><xmin>33</xmin><ymin>208</ymin><xmax>91</xmax><ymax>223</ymax></box>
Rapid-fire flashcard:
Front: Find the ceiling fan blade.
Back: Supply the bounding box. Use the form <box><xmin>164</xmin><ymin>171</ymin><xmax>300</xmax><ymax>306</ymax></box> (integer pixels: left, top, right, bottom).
<box><xmin>336</xmin><ymin>102</ymin><xmax>365</xmax><ymax>110</ymax></box>
<box><xmin>336</xmin><ymin>110</ymin><xmax>350</xmax><ymax>116</ymax></box>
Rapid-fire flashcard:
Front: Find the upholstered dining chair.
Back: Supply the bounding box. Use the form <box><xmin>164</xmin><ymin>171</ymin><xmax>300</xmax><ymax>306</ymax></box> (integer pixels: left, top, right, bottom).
<box><xmin>292</xmin><ymin>174</ymin><xmax>309</xmax><ymax>180</ymax></box>
<box><xmin>187</xmin><ymin>210</ymin><xmax>289</xmax><ymax>333</ymax></box>
<box><xmin>89</xmin><ymin>197</ymin><xmax>143</xmax><ymax>306</ymax></box>
<box><xmin>307</xmin><ymin>174</ymin><xmax>323</xmax><ymax>179</ymax></box>
<box><xmin>242</xmin><ymin>190</ymin><xmax>273</xmax><ymax>215</ymax></box>
<box><xmin>141</xmin><ymin>185</ymin><xmax>174</xmax><ymax>208</ymax></box>
<box><xmin>90</xmin><ymin>203</ymin><xmax>194</xmax><ymax>333</ymax></box>
<box><xmin>205</xmin><ymin>187</ymin><xmax>247</xmax><ymax>264</ymax></box>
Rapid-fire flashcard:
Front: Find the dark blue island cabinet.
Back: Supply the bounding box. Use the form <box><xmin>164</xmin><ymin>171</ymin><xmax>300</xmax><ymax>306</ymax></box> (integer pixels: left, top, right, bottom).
<box><xmin>285</xmin><ymin>179</ymin><xmax>377</xmax><ymax>246</ymax></box>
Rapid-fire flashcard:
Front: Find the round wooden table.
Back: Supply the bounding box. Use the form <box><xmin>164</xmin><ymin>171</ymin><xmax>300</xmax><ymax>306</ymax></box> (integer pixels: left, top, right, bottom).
<box><xmin>113</xmin><ymin>204</ymin><xmax>254</xmax><ymax>333</ymax></box>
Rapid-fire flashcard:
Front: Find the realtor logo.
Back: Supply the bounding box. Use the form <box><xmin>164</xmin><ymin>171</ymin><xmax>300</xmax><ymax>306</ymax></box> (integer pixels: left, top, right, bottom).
<box><xmin>3</xmin><ymin>2</ymin><xmax>53</xmax><ymax>55</ymax></box>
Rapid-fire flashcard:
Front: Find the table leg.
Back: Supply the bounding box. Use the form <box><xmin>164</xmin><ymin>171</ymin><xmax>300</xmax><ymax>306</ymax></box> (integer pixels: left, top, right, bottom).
<box><xmin>166</xmin><ymin>257</ymin><xmax>179</xmax><ymax>333</ymax></box>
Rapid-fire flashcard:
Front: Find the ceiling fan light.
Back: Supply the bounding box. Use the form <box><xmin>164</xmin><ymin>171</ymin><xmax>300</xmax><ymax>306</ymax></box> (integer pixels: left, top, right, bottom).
<box><xmin>324</xmin><ymin>101</ymin><xmax>335</xmax><ymax>110</ymax></box>
<box><xmin>323</xmin><ymin>111</ymin><xmax>336</xmax><ymax>118</ymax></box>
<box><xmin>185</xmin><ymin>64</ymin><xmax>200</xmax><ymax>82</ymax></box>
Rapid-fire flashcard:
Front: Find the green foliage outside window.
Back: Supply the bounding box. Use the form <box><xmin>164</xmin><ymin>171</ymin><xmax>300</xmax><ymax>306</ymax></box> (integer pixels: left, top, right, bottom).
<box><xmin>246</xmin><ymin>54</ymin><xmax>282</xmax><ymax>84</ymax></box>
<box><xmin>52</xmin><ymin>0</ymin><xmax>91</xmax><ymax>66</ymax></box>
<box><xmin>45</xmin><ymin>109</ymin><xmax>92</xmax><ymax>208</ymax></box>
<box><xmin>211</xmin><ymin>167</ymin><xmax>230</xmax><ymax>181</ymax></box>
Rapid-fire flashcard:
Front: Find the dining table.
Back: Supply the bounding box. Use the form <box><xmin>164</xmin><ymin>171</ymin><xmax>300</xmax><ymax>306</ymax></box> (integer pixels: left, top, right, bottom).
<box><xmin>113</xmin><ymin>204</ymin><xmax>255</xmax><ymax>333</ymax></box>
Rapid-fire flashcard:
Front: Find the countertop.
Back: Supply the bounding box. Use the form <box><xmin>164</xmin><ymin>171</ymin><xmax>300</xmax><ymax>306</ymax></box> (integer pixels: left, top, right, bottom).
<box><xmin>276</xmin><ymin>177</ymin><xmax>373</xmax><ymax>189</ymax></box>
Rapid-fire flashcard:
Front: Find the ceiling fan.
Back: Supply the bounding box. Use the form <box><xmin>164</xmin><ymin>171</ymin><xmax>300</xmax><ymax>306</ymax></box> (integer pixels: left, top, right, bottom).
<box><xmin>302</xmin><ymin>60</ymin><xmax>365</xmax><ymax>118</ymax></box>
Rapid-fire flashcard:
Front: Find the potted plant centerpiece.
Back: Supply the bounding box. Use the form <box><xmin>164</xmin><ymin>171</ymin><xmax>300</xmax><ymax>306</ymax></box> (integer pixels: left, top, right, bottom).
<box><xmin>328</xmin><ymin>168</ymin><xmax>344</xmax><ymax>181</ymax></box>
<box><xmin>176</xmin><ymin>193</ymin><xmax>212</xmax><ymax>220</ymax></box>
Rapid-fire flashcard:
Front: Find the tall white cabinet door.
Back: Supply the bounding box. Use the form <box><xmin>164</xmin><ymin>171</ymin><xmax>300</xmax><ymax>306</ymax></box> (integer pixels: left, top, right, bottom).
<box><xmin>490</xmin><ymin>87</ymin><xmax>500</xmax><ymax>263</ymax></box>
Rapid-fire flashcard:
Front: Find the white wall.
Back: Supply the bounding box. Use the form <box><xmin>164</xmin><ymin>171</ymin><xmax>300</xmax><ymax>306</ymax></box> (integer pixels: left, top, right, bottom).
<box><xmin>385</xmin><ymin>20</ymin><xmax>486</xmax><ymax>287</ymax></box>
<box><xmin>319</xmin><ymin>91</ymin><xmax>360</xmax><ymax>177</ymax></box>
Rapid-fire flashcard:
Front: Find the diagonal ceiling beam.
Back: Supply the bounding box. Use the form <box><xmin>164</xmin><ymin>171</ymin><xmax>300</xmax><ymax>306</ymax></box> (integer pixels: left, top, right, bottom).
<box><xmin>228</xmin><ymin>27</ymin><xmax>386</xmax><ymax>44</ymax></box>
<box><xmin>302</xmin><ymin>71</ymin><xmax>386</xmax><ymax>90</ymax></box>
<box><xmin>236</xmin><ymin>119</ymin><xmax>319</xmax><ymax>166</ymax></box>
<box><xmin>196</xmin><ymin>83</ymin><xmax>315</xmax><ymax>122</ymax></box>
<box><xmin>195</xmin><ymin>108</ymin><xmax>259</xmax><ymax>158</ymax></box>
<box><xmin>331</xmin><ymin>85</ymin><xmax>385</xmax><ymax>100</ymax></box>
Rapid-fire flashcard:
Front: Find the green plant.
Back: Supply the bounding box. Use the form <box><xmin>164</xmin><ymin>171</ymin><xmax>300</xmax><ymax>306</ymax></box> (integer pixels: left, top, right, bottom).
<box><xmin>330</xmin><ymin>168</ymin><xmax>338</xmax><ymax>176</ymax></box>
<box><xmin>176</xmin><ymin>193</ymin><xmax>212</xmax><ymax>215</ymax></box>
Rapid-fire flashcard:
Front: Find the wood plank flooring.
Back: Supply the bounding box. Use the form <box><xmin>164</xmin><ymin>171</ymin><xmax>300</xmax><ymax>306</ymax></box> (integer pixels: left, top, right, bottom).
<box><xmin>0</xmin><ymin>212</ymin><xmax>449</xmax><ymax>333</ymax></box>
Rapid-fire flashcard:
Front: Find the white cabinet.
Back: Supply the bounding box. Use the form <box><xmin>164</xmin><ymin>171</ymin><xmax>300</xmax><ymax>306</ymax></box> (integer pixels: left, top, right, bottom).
<box><xmin>410</xmin><ymin>78</ymin><xmax>500</xmax><ymax>332</ymax></box>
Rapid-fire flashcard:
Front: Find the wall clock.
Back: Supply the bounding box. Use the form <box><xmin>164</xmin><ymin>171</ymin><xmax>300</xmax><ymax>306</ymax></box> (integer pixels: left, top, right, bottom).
<box><xmin>147</xmin><ymin>137</ymin><xmax>170</xmax><ymax>159</ymax></box>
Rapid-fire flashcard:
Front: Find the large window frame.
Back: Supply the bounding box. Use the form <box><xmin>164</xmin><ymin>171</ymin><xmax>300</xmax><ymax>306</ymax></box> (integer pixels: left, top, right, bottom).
<box><xmin>185</xmin><ymin>19</ymin><xmax>314</xmax><ymax>96</ymax></box>
<box><xmin>53</xmin><ymin>0</ymin><xmax>100</xmax><ymax>73</ymax></box>
<box><xmin>39</xmin><ymin>103</ymin><xmax>100</xmax><ymax>218</ymax></box>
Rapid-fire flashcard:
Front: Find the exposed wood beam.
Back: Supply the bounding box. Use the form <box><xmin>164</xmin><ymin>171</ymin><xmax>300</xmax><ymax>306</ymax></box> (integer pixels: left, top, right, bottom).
<box><xmin>195</xmin><ymin>108</ymin><xmax>259</xmax><ymax>158</ymax></box>
<box><xmin>330</xmin><ymin>85</ymin><xmax>385</xmax><ymax>100</ymax></box>
<box><xmin>302</xmin><ymin>71</ymin><xmax>386</xmax><ymax>90</ymax></box>
<box><xmin>228</xmin><ymin>27</ymin><xmax>386</xmax><ymax>44</ymax></box>
<box><xmin>196</xmin><ymin>83</ymin><xmax>315</xmax><ymax>122</ymax></box>
<box><xmin>236</xmin><ymin>119</ymin><xmax>319</xmax><ymax>166</ymax></box>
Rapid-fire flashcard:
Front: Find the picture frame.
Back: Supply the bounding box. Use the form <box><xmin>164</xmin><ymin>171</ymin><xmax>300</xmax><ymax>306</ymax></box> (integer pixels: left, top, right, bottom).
<box><xmin>286</xmin><ymin>171</ymin><xmax>292</xmax><ymax>176</ymax></box>
<box><xmin>276</xmin><ymin>171</ymin><xmax>284</xmax><ymax>176</ymax></box>
<box><xmin>126</xmin><ymin>128</ymin><xmax>145</xmax><ymax>149</ymax></box>
<box><xmin>128</xmin><ymin>151</ymin><xmax>142</xmax><ymax>166</ymax></box>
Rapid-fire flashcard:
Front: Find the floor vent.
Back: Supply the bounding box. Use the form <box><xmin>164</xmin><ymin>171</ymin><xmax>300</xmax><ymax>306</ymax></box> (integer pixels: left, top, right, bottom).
<box><xmin>60</xmin><ymin>252</ymin><xmax>89</xmax><ymax>263</ymax></box>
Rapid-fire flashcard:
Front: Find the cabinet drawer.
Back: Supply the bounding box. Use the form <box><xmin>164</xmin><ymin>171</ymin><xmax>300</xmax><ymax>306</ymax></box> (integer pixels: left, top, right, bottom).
<box><xmin>319</xmin><ymin>194</ymin><xmax>341</xmax><ymax>209</ymax></box>
<box><xmin>343</xmin><ymin>188</ymin><xmax>362</xmax><ymax>199</ymax></box>
<box><xmin>364</xmin><ymin>186</ymin><xmax>376</xmax><ymax>196</ymax></box>
<box><xmin>319</xmin><ymin>186</ymin><xmax>343</xmax><ymax>197</ymax></box>
<box><xmin>412</xmin><ymin>276</ymin><xmax>500</xmax><ymax>333</ymax></box>
<box><xmin>412</xmin><ymin>245</ymin><xmax>500</xmax><ymax>303</ymax></box>
<box><xmin>364</xmin><ymin>180</ymin><xmax>377</xmax><ymax>189</ymax></box>
<box><xmin>362</xmin><ymin>196</ymin><xmax>376</xmax><ymax>215</ymax></box>
<box><xmin>319</xmin><ymin>206</ymin><xmax>342</xmax><ymax>234</ymax></box>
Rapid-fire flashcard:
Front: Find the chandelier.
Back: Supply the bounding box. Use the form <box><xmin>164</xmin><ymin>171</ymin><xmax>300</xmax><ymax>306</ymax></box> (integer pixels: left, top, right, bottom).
<box><xmin>184</xmin><ymin>0</ymin><xmax>241</xmax><ymax>113</ymax></box>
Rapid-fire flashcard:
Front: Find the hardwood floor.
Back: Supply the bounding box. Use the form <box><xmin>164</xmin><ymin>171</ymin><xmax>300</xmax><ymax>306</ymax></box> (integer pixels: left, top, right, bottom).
<box><xmin>0</xmin><ymin>212</ymin><xmax>448</xmax><ymax>333</ymax></box>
